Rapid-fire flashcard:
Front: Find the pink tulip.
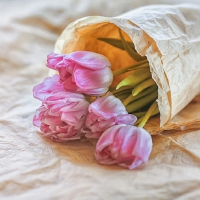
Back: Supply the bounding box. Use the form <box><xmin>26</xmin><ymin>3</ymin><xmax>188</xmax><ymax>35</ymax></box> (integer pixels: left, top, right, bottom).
<box><xmin>82</xmin><ymin>95</ymin><xmax>137</xmax><ymax>138</ymax></box>
<box><xmin>33</xmin><ymin>75</ymin><xmax>84</xmax><ymax>102</ymax></box>
<box><xmin>46</xmin><ymin>51</ymin><xmax>113</xmax><ymax>96</ymax></box>
<box><xmin>33</xmin><ymin>75</ymin><xmax>62</xmax><ymax>101</ymax></box>
<box><xmin>33</xmin><ymin>76</ymin><xmax>90</xmax><ymax>142</ymax></box>
<box><xmin>95</xmin><ymin>125</ymin><xmax>152</xmax><ymax>169</ymax></box>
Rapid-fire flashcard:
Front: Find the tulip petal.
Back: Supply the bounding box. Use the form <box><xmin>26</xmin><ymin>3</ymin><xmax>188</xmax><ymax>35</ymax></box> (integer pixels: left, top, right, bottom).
<box><xmin>130</xmin><ymin>127</ymin><xmax>153</xmax><ymax>163</ymax></box>
<box><xmin>46</xmin><ymin>53</ymin><xmax>64</xmax><ymax>69</ymax></box>
<box><xmin>58</xmin><ymin>68</ymin><xmax>71</xmax><ymax>82</ymax></box>
<box><xmin>89</xmin><ymin>95</ymin><xmax>127</xmax><ymax>119</ymax></box>
<box><xmin>33</xmin><ymin>75</ymin><xmax>62</xmax><ymax>101</ymax></box>
<box><xmin>33</xmin><ymin>114</ymin><xmax>41</xmax><ymax>127</ymax></box>
<box><xmin>73</xmin><ymin>67</ymin><xmax>113</xmax><ymax>90</ymax></box>
<box><xmin>115</xmin><ymin>114</ymin><xmax>137</xmax><ymax>125</ymax></box>
<box><xmin>80</xmin><ymin>87</ymin><xmax>109</xmax><ymax>96</ymax></box>
<box><xmin>95</xmin><ymin>125</ymin><xmax>119</xmax><ymax>152</ymax></box>
<box><xmin>66</xmin><ymin>51</ymin><xmax>111</xmax><ymax>70</ymax></box>
<box><xmin>62</xmin><ymin>76</ymin><xmax>78</xmax><ymax>92</ymax></box>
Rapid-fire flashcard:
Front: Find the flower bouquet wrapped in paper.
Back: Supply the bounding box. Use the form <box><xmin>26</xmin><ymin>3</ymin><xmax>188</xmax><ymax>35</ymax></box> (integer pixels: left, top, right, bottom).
<box><xmin>33</xmin><ymin>4</ymin><xmax>200</xmax><ymax>169</ymax></box>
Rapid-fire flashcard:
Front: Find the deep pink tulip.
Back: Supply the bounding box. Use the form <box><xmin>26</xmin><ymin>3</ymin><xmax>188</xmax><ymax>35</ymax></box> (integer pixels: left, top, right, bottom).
<box><xmin>82</xmin><ymin>95</ymin><xmax>137</xmax><ymax>138</ymax></box>
<box><xmin>33</xmin><ymin>76</ymin><xmax>90</xmax><ymax>142</ymax></box>
<box><xmin>46</xmin><ymin>51</ymin><xmax>113</xmax><ymax>96</ymax></box>
<box><xmin>95</xmin><ymin>125</ymin><xmax>152</xmax><ymax>169</ymax></box>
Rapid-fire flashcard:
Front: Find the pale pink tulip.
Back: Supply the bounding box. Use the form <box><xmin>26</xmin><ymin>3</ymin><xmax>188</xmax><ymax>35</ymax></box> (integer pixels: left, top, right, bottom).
<box><xmin>82</xmin><ymin>95</ymin><xmax>137</xmax><ymax>138</ymax></box>
<box><xmin>46</xmin><ymin>51</ymin><xmax>113</xmax><ymax>96</ymax></box>
<box><xmin>33</xmin><ymin>77</ymin><xmax>90</xmax><ymax>142</ymax></box>
<box><xmin>33</xmin><ymin>75</ymin><xmax>62</xmax><ymax>101</ymax></box>
<box><xmin>95</xmin><ymin>125</ymin><xmax>152</xmax><ymax>169</ymax></box>
<box><xmin>33</xmin><ymin>75</ymin><xmax>84</xmax><ymax>102</ymax></box>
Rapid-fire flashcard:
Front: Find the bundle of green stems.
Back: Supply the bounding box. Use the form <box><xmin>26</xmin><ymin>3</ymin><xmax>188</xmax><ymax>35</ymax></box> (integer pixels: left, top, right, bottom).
<box><xmin>98</xmin><ymin>29</ymin><xmax>159</xmax><ymax>127</ymax></box>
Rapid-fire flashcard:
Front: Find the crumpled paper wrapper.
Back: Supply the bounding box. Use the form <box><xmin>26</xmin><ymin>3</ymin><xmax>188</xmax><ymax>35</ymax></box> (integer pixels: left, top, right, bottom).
<box><xmin>52</xmin><ymin>4</ymin><xmax>200</xmax><ymax>134</ymax></box>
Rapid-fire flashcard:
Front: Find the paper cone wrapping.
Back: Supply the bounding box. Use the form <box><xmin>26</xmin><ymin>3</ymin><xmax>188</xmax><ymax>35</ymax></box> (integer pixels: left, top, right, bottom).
<box><xmin>51</xmin><ymin>4</ymin><xmax>200</xmax><ymax>134</ymax></box>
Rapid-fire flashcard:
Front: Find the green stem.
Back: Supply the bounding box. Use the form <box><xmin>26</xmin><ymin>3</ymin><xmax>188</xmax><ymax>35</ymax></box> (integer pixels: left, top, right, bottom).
<box><xmin>133</xmin><ymin>111</ymin><xmax>147</xmax><ymax>118</ymax></box>
<box><xmin>113</xmin><ymin>60</ymin><xmax>148</xmax><ymax>76</ymax></box>
<box><xmin>134</xmin><ymin>105</ymin><xmax>159</xmax><ymax>126</ymax></box>
<box><xmin>123</xmin><ymin>94</ymin><xmax>135</xmax><ymax>106</ymax></box>
<box><xmin>122</xmin><ymin>85</ymin><xmax>157</xmax><ymax>107</ymax></box>
<box><xmin>134</xmin><ymin>116</ymin><xmax>144</xmax><ymax>126</ymax></box>
<box><xmin>114</xmin><ymin>92</ymin><xmax>131</xmax><ymax>100</ymax></box>
<box><xmin>126</xmin><ymin>90</ymin><xmax>158</xmax><ymax>113</ymax></box>
<box><xmin>132</xmin><ymin>78</ymin><xmax>156</xmax><ymax>96</ymax></box>
<box><xmin>138</xmin><ymin>101</ymin><xmax>158</xmax><ymax>128</ymax></box>
<box><xmin>111</xmin><ymin>86</ymin><xmax>133</xmax><ymax>95</ymax></box>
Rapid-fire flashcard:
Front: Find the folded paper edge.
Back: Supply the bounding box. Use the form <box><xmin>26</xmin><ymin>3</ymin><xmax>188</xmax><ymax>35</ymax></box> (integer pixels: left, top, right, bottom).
<box><xmin>53</xmin><ymin>4</ymin><xmax>200</xmax><ymax>132</ymax></box>
<box><xmin>53</xmin><ymin>15</ymin><xmax>170</xmax><ymax>127</ymax></box>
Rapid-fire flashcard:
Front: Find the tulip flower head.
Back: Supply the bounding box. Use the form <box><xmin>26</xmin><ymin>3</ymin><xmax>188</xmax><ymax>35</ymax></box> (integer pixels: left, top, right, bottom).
<box><xmin>83</xmin><ymin>94</ymin><xmax>137</xmax><ymax>138</ymax></box>
<box><xmin>46</xmin><ymin>51</ymin><xmax>113</xmax><ymax>96</ymax></box>
<box><xmin>95</xmin><ymin>125</ymin><xmax>152</xmax><ymax>169</ymax></box>
<box><xmin>33</xmin><ymin>75</ymin><xmax>90</xmax><ymax>142</ymax></box>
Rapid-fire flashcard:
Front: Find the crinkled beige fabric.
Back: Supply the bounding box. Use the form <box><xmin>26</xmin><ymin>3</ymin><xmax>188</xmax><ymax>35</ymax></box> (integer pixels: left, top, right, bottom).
<box><xmin>1</xmin><ymin>0</ymin><xmax>200</xmax><ymax>200</ymax></box>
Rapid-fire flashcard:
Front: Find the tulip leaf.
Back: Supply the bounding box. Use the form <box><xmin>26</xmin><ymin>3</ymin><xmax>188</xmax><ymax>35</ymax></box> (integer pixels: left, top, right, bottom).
<box><xmin>113</xmin><ymin>60</ymin><xmax>149</xmax><ymax>76</ymax></box>
<box><xmin>97</xmin><ymin>37</ymin><xmax>135</xmax><ymax>51</ymax></box>
<box><xmin>118</xmin><ymin>29</ymin><xmax>145</xmax><ymax>62</ymax></box>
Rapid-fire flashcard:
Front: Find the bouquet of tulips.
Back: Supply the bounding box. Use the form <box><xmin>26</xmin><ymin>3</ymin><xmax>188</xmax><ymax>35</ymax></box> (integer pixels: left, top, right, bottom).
<box><xmin>33</xmin><ymin>4</ymin><xmax>200</xmax><ymax>169</ymax></box>
<box><xmin>33</xmin><ymin>38</ymin><xmax>154</xmax><ymax>169</ymax></box>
